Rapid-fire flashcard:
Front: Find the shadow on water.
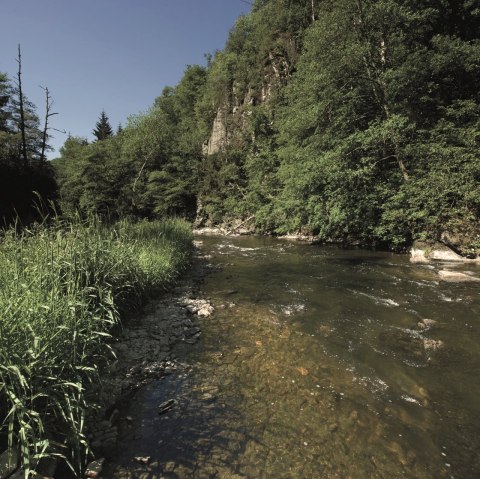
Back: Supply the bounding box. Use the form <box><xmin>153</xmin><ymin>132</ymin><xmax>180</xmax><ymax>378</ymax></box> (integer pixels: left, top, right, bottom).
<box><xmin>102</xmin><ymin>315</ymin><xmax>266</xmax><ymax>478</ymax></box>
<box><xmin>104</xmin><ymin>235</ymin><xmax>480</xmax><ymax>479</ymax></box>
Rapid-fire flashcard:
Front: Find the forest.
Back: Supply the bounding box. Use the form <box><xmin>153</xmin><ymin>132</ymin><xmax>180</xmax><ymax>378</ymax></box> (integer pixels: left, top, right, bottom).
<box><xmin>2</xmin><ymin>0</ymin><xmax>479</xmax><ymax>253</ymax></box>
<box><xmin>48</xmin><ymin>0</ymin><xmax>480</xmax><ymax>255</ymax></box>
<box><xmin>0</xmin><ymin>0</ymin><xmax>479</xmax><ymax>474</ymax></box>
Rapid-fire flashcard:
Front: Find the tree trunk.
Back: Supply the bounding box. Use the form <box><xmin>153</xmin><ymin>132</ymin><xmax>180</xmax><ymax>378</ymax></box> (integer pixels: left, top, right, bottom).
<box><xmin>40</xmin><ymin>87</ymin><xmax>50</xmax><ymax>162</ymax></box>
<box><xmin>16</xmin><ymin>44</ymin><xmax>28</xmax><ymax>167</ymax></box>
<box><xmin>39</xmin><ymin>87</ymin><xmax>59</xmax><ymax>162</ymax></box>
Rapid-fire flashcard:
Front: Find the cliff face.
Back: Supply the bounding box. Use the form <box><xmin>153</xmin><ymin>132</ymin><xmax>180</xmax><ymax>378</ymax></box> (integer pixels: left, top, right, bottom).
<box><xmin>202</xmin><ymin>50</ymin><xmax>294</xmax><ymax>157</ymax></box>
<box><xmin>201</xmin><ymin>1</ymin><xmax>303</xmax><ymax>158</ymax></box>
<box><xmin>203</xmin><ymin>107</ymin><xmax>228</xmax><ymax>156</ymax></box>
<box><xmin>194</xmin><ymin>2</ymin><xmax>312</xmax><ymax>231</ymax></box>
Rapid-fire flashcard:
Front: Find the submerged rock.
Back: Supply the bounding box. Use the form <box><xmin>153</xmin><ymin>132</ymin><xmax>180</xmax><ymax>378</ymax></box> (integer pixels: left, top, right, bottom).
<box><xmin>438</xmin><ymin>270</ymin><xmax>480</xmax><ymax>282</ymax></box>
<box><xmin>158</xmin><ymin>399</ymin><xmax>176</xmax><ymax>415</ymax></box>
<box><xmin>378</xmin><ymin>329</ymin><xmax>425</xmax><ymax>358</ymax></box>
<box><xmin>417</xmin><ymin>318</ymin><xmax>437</xmax><ymax>331</ymax></box>
<box><xmin>423</xmin><ymin>338</ymin><xmax>444</xmax><ymax>351</ymax></box>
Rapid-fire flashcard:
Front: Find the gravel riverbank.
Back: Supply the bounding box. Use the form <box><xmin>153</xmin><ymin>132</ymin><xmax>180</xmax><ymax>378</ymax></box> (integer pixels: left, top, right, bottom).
<box><xmin>84</xmin><ymin>244</ymin><xmax>214</xmax><ymax>476</ymax></box>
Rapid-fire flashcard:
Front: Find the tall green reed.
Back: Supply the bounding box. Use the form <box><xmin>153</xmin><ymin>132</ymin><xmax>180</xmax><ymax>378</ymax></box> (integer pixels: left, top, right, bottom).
<box><xmin>0</xmin><ymin>216</ymin><xmax>193</xmax><ymax>477</ymax></box>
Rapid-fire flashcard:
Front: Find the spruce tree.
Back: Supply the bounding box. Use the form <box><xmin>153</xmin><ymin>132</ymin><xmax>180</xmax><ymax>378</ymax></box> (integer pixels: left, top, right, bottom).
<box><xmin>92</xmin><ymin>110</ymin><xmax>113</xmax><ymax>141</ymax></box>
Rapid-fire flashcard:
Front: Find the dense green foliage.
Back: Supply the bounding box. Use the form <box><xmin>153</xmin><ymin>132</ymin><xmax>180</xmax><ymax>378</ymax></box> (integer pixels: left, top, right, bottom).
<box><xmin>5</xmin><ymin>0</ymin><xmax>478</xmax><ymax>250</ymax></box>
<box><xmin>189</xmin><ymin>0</ymin><xmax>480</xmax><ymax>252</ymax></box>
<box><xmin>271</xmin><ymin>0</ymin><xmax>480</xmax><ymax>251</ymax></box>
<box><xmin>53</xmin><ymin>65</ymin><xmax>207</xmax><ymax>220</ymax></box>
<box><xmin>0</xmin><ymin>217</ymin><xmax>193</xmax><ymax>475</ymax></box>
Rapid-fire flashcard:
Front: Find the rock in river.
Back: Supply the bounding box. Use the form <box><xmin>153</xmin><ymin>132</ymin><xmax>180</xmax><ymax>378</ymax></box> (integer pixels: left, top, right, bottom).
<box><xmin>158</xmin><ymin>399</ymin><xmax>176</xmax><ymax>415</ymax></box>
<box><xmin>85</xmin><ymin>458</ymin><xmax>104</xmax><ymax>478</ymax></box>
<box><xmin>417</xmin><ymin>318</ymin><xmax>437</xmax><ymax>331</ymax></box>
<box><xmin>438</xmin><ymin>270</ymin><xmax>480</xmax><ymax>282</ymax></box>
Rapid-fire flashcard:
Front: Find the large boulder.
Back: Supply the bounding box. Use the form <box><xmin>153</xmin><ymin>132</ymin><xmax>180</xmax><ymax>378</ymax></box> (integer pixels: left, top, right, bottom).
<box><xmin>410</xmin><ymin>240</ymin><xmax>479</xmax><ymax>263</ymax></box>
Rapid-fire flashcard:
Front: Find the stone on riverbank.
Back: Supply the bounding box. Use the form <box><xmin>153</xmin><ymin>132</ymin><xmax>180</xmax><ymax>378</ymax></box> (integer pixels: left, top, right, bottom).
<box><xmin>84</xmin><ymin>252</ymin><xmax>212</xmax><ymax>470</ymax></box>
<box><xmin>85</xmin><ymin>458</ymin><xmax>104</xmax><ymax>478</ymax></box>
<box><xmin>410</xmin><ymin>240</ymin><xmax>479</xmax><ymax>263</ymax></box>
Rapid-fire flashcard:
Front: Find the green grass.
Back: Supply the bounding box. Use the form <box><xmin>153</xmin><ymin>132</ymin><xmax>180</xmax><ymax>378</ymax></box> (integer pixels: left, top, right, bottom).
<box><xmin>0</xmin><ymin>217</ymin><xmax>193</xmax><ymax>477</ymax></box>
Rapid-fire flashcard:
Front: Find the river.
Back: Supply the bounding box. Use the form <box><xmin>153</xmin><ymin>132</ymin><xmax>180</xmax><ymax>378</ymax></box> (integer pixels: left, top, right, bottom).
<box><xmin>104</xmin><ymin>235</ymin><xmax>480</xmax><ymax>479</ymax></box>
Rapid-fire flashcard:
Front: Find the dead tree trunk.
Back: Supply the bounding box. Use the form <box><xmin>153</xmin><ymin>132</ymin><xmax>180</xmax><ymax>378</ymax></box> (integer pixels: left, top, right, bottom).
<box><xmin>39</xmin><ymin>86</ymin><xmax>59</xmax><ymax>162</ymax></box>
<box><xmin>16</xmin><ymin>44</ymin><xmax>28</xmax><ymax>168</ymax></box>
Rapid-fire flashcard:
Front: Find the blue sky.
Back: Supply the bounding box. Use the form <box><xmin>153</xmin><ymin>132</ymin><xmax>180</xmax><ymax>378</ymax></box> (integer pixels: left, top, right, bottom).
<box><xmin>0</xmin><ymin>0</ymin><xmax>250</xmax><ymax>157</ymax></box>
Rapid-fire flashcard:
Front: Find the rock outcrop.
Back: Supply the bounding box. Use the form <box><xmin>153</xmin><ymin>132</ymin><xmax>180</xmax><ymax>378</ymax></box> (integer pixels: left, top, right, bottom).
<box><xmin>203</xmin><ymin>107</ymin><xmax>228</xmax><ymax>156</ymax></box>
<box><xmin>410</xmin><ymin>240</ymin><xmax>480</xmax><ymax>263</ymax></box>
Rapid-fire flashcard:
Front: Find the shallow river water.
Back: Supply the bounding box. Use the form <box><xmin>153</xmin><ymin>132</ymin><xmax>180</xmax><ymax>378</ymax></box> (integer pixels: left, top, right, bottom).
<box><xmin>104</xmin><ymin>236</ymin><xmax>480</xmax><ymax>479</ymax></box>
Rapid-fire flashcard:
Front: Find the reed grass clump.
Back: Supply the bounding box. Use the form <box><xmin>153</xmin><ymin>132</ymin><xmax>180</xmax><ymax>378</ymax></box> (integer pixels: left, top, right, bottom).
<box><xmin>0</xmin><ymin>217</ymin><xmax>193</xmax><ymax>477</ymax></box>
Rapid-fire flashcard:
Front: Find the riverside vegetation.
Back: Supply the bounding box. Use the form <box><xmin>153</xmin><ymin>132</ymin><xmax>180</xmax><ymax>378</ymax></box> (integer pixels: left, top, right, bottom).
<box><xmin>50</xmin><ymin>0</ymin><xmax>480</xmax><ymax>255</ymax></box>
<box><xmin>0</xmin><ymin>0</ymin><xmax>479</xmax><ymax>477</ymax></box>
<box><xmin>1</xmin><ymin>2</ymin><xmax>479</xmax><ymax>252</ymax></box>
<box><xmin>0</xmin><ymin>217</ymin><xmax>193</xmax><ymax>476</ymax></box>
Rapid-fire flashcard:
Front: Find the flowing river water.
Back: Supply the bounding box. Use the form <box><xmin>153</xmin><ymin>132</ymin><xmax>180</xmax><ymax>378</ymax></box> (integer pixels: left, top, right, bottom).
<box><xmin>104</xmin><ymin>235</ymin><xmax>480</xmax><ymax>479</ymax></box>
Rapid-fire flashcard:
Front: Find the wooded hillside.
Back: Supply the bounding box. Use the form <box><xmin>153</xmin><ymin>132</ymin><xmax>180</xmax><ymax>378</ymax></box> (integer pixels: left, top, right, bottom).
<box><xmin>17</xmin><ymin>0</ymin><xmax>480</xmax><ymax>253</ymax></box>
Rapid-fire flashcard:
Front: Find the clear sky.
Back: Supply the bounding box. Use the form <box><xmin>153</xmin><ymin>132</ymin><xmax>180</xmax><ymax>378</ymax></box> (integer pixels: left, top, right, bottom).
<box><xmin>0</xmin><ymin>0</ymin><xmax>250</xmax><ymax>158</ymax></box>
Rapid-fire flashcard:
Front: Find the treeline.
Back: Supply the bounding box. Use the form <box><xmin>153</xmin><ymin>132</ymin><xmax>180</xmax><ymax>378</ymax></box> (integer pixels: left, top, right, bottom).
<box><xmin>53</xmin><ymin>0</ymin><xmax>480</xmax><ymax>253</ymax></box>
<box><xmin>53</xmin><ymin>66</ymin><xmax>208</xmax><ymax>220</ymax></box>
<box><xmin>0</xmin><ymin>49</ymin><xmax>57</xmax><ymax>225</ymax></box>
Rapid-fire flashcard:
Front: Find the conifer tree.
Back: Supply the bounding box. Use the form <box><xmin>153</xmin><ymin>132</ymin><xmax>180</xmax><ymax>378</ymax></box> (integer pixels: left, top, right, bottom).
<box><xmin>92</xmin><ymin>110</ymin><xmax>113</xmax><ymax>141</ymax></box>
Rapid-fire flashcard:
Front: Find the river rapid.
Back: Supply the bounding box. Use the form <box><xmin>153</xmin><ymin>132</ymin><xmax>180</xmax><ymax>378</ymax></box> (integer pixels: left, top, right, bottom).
<box><xmin>104</xmin><ymin>235</ymin><xmax>480</xmax><ymax>479</ymax></box>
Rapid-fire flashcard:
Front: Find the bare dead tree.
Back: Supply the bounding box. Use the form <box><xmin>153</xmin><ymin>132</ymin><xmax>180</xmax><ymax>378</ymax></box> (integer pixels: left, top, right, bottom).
<box><xmin>15</xmin><ymin>44</ymin><xmax>28</xmax><ymax>167</ymax></box>
<box><xmin>311</xmin><ymin>0</ymin><xmax>316</xmax><ymax>21</ymax></box>
<box><xmin>39</xmin><ymin>86</ymin><xmax>59</xmax><ymax>161</ymax></box>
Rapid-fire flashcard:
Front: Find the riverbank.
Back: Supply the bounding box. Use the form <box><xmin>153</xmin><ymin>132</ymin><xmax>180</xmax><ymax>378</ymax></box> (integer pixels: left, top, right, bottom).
<box><xmin>194</xmin><ymin>227</ymin><xmax>320</xmax><ymax>244</ymax></box>
<box><xmin>84</xmin><ymin>245</ymin><xmax>214</xmax><ymax>477</ymax></box>
<box><xmin>0</xmin><ymin>218</ymin><xmax>195</xmax><ymax>478</ymax></box>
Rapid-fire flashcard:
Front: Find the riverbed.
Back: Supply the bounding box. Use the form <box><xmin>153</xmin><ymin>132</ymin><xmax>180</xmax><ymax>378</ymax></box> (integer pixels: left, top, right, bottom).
<box><xmin>104</xmin><ymin>235</ymin><xmax>480</xmax><ymax>479</ymax></box>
